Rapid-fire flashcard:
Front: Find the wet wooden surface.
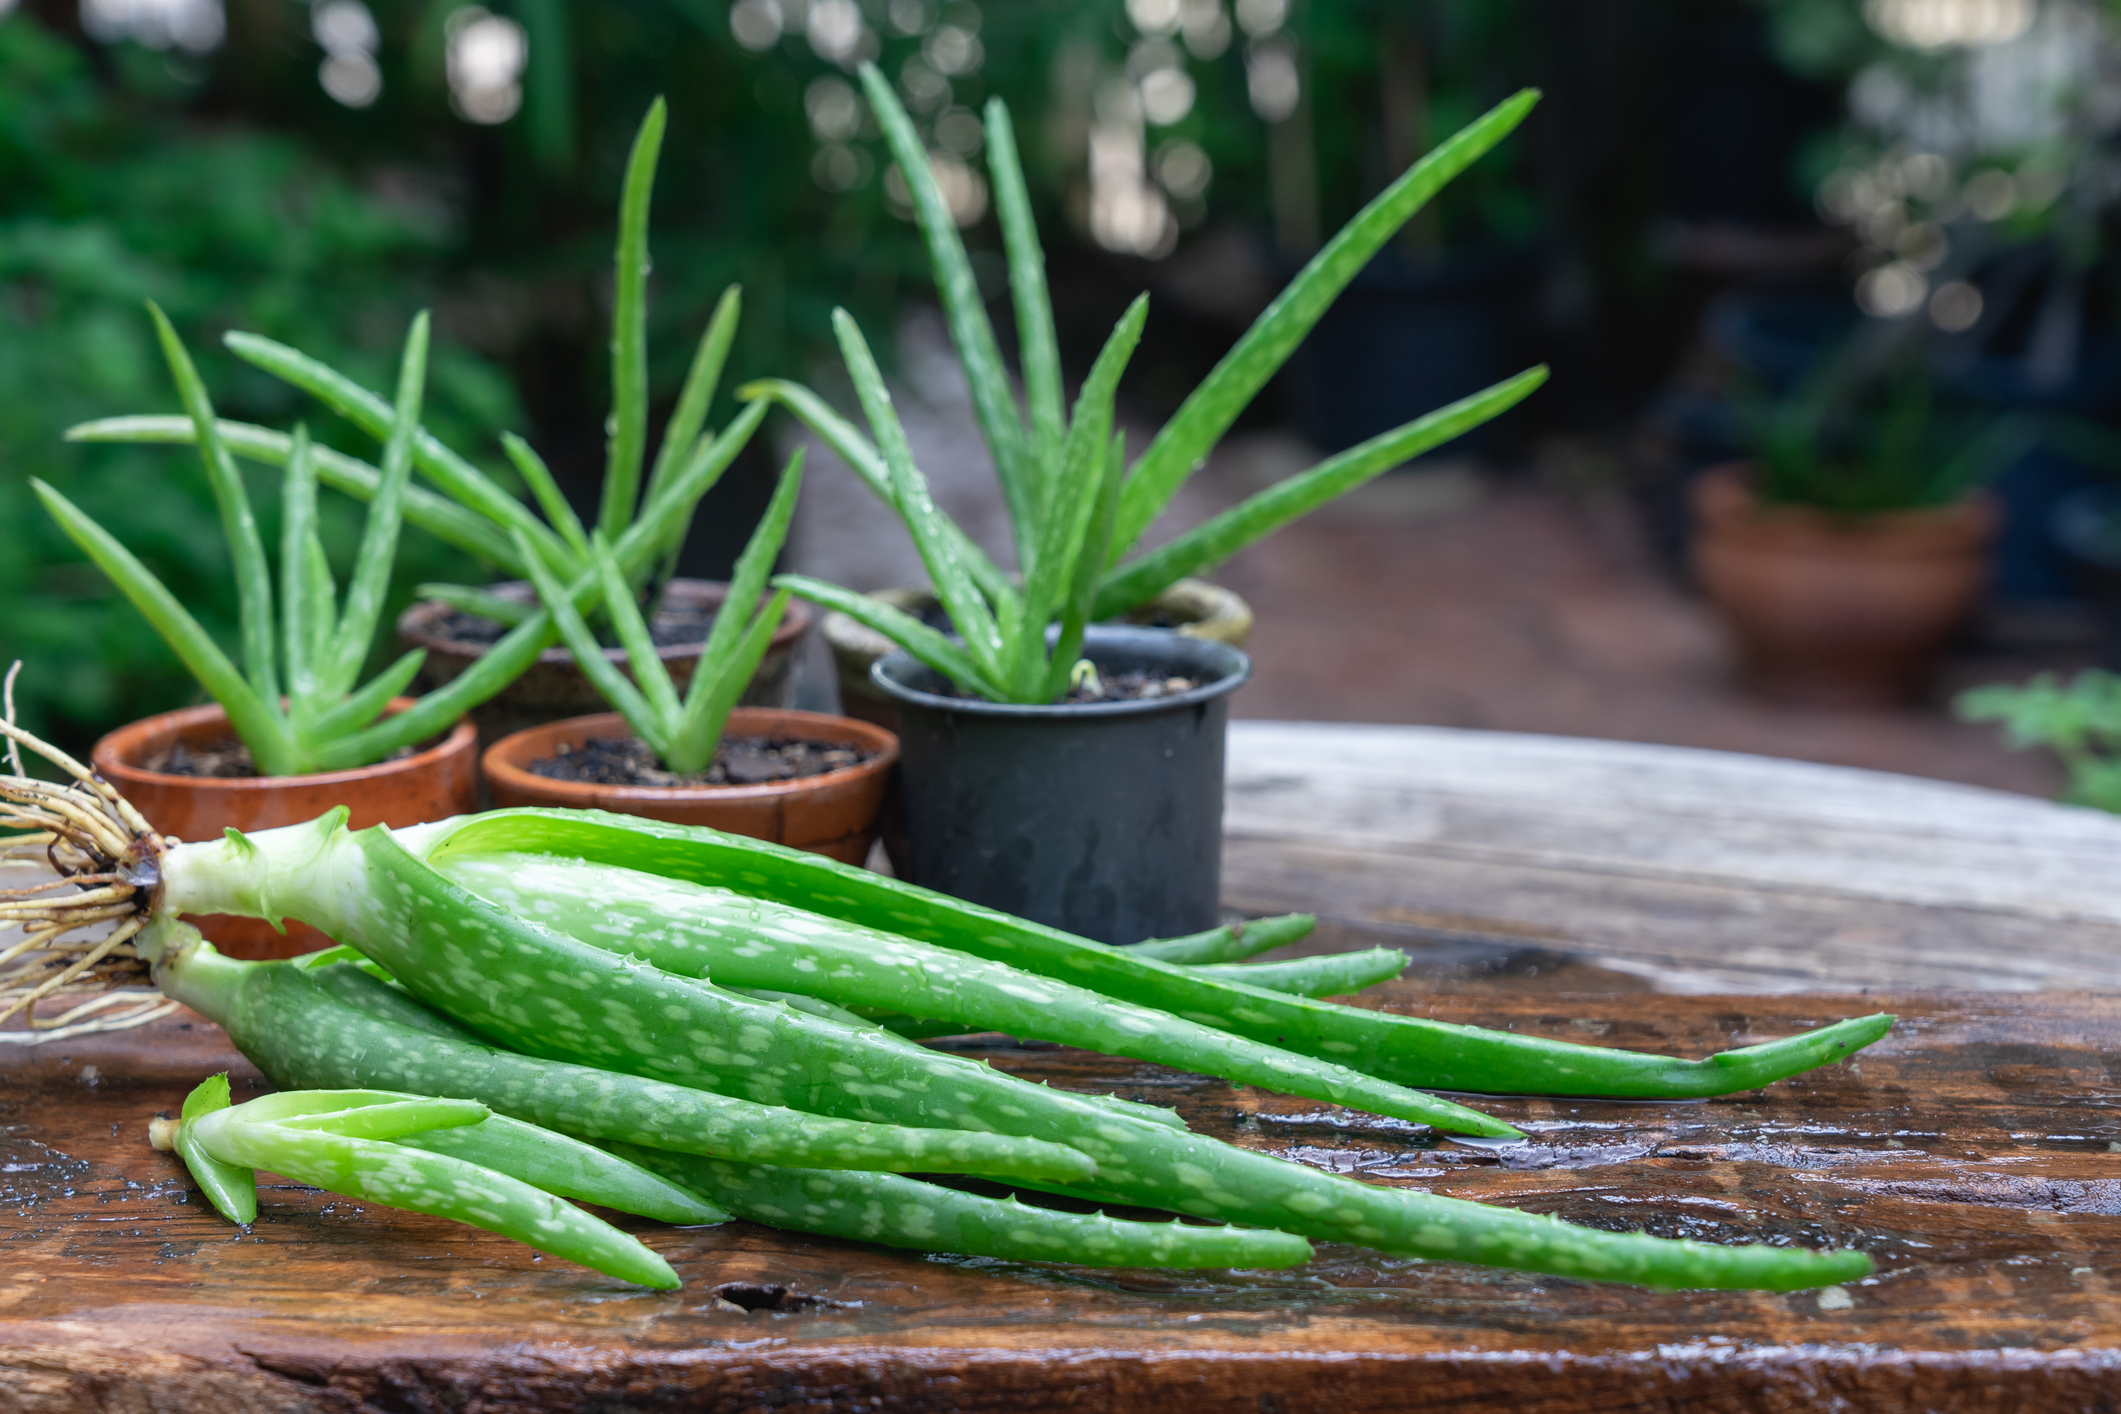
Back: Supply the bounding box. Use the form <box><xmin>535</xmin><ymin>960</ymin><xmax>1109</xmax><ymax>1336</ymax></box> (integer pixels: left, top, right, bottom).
<box><xmin>8</xmin><ymin>725</ymin><xmax>2121</xmax><ymax>1410</ymax></box>
<box><xmin>3</xmin><ymin>988</ymin><xmax>2119</xmax><ymax>1411</ymax></box>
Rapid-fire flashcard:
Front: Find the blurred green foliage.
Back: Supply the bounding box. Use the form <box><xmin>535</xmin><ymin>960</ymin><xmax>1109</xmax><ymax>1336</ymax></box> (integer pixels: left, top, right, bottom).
<box><xmin>1958</xmin><ymin>670</ymin><xmax>2121</xmax><ymax>812</ymax></box>
<box><xmin>1737</xmin><ymin>344</ymin><xmax>2025</xmax><ymax>514</ymax></box>
<box><xmin>0</xmin><ymin>9</ymin><xmax>521</xmax><ymax>750</ymax></box>
<box><xmin>2</xmin><ymin>0</ymin><xmax>1551</xmax><ymax>749</ymax></box>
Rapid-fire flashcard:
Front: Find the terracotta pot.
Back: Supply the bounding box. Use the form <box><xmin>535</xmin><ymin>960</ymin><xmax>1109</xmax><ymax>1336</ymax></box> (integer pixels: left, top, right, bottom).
<box><xmin>398</xmin><ymin>579</ymin><xmax>813</xmax><ymax>749</ymax></box>
<box><xmin>92</xmin><ymin>700</ymin><xmax>479</xmax><ymax>961</ymax></box>
<box><xmin>1691</xmin><ymin>464</ymin><xmax>1999</xmax><ymax>706</ymax></box>
<box><xmin>481</xmin><ymin>708</ymin><xmax>899</xmax><ymax>865</ymax></box>
<box><xmin>822</xmin><ymin>577</ymin><xmax>1253</xmax><ymax>733</ymax></box>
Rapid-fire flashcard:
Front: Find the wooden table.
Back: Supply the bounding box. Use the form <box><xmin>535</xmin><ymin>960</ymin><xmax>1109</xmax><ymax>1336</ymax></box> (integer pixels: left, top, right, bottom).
<box><xmin>4</xmin><ymin>724</ymin><xmax>2119</xmax><ymax>1412</ymax></box>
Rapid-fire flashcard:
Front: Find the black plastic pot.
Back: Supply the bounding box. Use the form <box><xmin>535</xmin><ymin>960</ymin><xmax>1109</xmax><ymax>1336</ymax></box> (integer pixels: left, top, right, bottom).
<box><xmin>872</xmin><ymin>626</ymin><xmax>1250</xmax><ymax>944</ymax></box>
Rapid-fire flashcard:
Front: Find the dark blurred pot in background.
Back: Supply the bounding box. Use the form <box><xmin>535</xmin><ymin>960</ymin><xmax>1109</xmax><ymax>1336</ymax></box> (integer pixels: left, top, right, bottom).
<box><xmin>1284</xmin><ymin>248</ymin><xmax>1524</xmax><ymax>456</ymax></box>
<box><xmin>2053</xmin><ymin>483</ymin><xmax>2121</xmax><ymax>669</ymax></box>
<box><xmin>1692</xmin><ymin>464</ymin><xmax>1998</xmax><ymax>706</ymax></box>
<box><xmin>399</xmin><ymin>579</ymin><xmax>810</xmax><ymax>749</ymax></box>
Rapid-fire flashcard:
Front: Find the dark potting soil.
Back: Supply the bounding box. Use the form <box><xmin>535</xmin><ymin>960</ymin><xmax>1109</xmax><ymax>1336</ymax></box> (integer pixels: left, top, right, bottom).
<box><xmin>428</xmin><ymin>605</ymin><xmax>718</xmax><ymax>651</ymax></box>
<box><xmin>528</xmin><ymin>735</ymin><xmax>875</xmax><ymax>788</ymax></box>
<box><xmin>144</xmin><ymin>738</ymin><xmax>418</xmax><ymax>778</ymax></box>
<box><xmin>934</xmin><ymin>666</ymin><xmax>1204</xmax><ymax>705</ymax></box>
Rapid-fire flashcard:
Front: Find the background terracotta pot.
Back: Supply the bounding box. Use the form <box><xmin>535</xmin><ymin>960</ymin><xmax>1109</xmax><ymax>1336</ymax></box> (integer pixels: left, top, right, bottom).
<box><xmin>92</xmin><ymin>700</ymin><xmax>478</xmax><ymax>960</ymax></box>
<box><xmin>822</xmin><ymin>577</ymin><xmax>1253</xmax><ymax>732</ymax></box>
<box><xmin>398</xmin><ymin>579</ymin><xmax>812</xmax><ymax>749</ymax></box>
<box><xmin>1691</xmin><ymin>464</ymin><xmax>1999</xmax><ymax>707</ymax></box>
<box><xmin>481</xmin><ymin>708</ymin><xmax>898</xmax><ymax>865</ymax></box>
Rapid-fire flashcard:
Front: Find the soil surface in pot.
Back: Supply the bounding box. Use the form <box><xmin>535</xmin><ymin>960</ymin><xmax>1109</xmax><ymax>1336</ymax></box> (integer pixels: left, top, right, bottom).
<box><xmin>427</xmin><ymin>603</ymin><xmax>717</xmax><ymax>650</ymax></box>
<box><xmin>144</xmin><ymin>737</ymin><xmax>419</xmax><ymax>778</ymax></box>
<box><xmin>935</xmin><ymin>666</ymin><xmax>1203</xmax><ymax>705</ymax></box>
<box><xmin>527</xmin><ymin>735</ymin><xmax>878</xmax><ymax>788</ymax></box>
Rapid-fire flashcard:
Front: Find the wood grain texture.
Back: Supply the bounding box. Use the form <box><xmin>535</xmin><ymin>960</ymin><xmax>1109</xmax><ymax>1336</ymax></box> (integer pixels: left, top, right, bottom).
<box><xmin>3</xmin><ymin>991</ymin><xmax>2118</xmax><ymax>1413</ymax></box>
<box><xmin>1224</xmin><ymin>722</ymin><xmax>2121</xmax><ymax>992</ymax></box>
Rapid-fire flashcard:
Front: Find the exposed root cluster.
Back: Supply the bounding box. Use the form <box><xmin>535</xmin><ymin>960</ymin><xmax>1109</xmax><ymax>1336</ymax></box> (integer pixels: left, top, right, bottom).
<box><xmin>0</xmin><ymin>681</ymin><xmax>175</xmax><ymax>1043</ymax></box>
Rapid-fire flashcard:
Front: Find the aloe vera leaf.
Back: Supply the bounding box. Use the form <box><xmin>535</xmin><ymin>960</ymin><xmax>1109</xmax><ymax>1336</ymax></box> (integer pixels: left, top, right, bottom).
<box><xmin>519</xmin><ymin>532</ymin><xmax>664</xmax><ymax>753</ymax></box>
<box><xmin>32</xmin><ymin>478</ymin><xmax>296</xmax><ymax>773</ymax></box>
<box><xmin>857</xmin><ymin>63</ymin><xmax>1031</xmax><ymax>551</ymax></box>
<box><xmin>985</xmin><ymin>99</ymin><xmax>1064</xmax><ymax>485</ymax></box>
<box><xmin>1093</xmin><ymin>366</ymin><xmax>1548</xmax><ymax>619</ymax></box>
<box><xmin>194</xmin><ymin>951</ymin><xmax>1102</xmax><ymax>1186</ymax></box>
<box><xmin>1131</xmin><ymin>913</ymin><xmax>1317</xmax><ymax>964</ymax></box>
<box><xmin>613</xmin><ymin>1144</ymin><xmax>1313</xmax><ymax>1271</ymax></box>
<box><xmin>685</xmin><ymin>450</ymin><xmax>800</xmax><ymax>713</ymax></box>
<box><xmin>1196</xmin><ymin>949</ymin><xmax>1407</xmax><ymax>999</ymax></box>
<box><xmin>304</xmin><ymin>529</ymin><xmax>337</xmax><ymax>670</ymax></box>
<box><xmin>190</xmin><ymin>1106</ymin><xmax>679</xmax><ymax>1288</ymax></box>
<box><xmin>320</xmin><ymin>604</ymin><xmax>562</xmax><ymax>768</ymax></box>
<box><xmin>646</xmin><ymin>284</ymin><xmax>741</xmax><ymax>511</ymax></box>
<box><xmin>149</xmin><ymin>304</ymin><xmax>279</xmax><ymax>707</ymax></box>
<box><xmin>279</xmin><ymin>426</ymin><xmax>322</xmax><ymax>721</ymax></box>
<box><xmin>302</xmin><ymin>649</ymin><xmax>424</xmax><ymax>743</ymax></box>
<box><xmin>501</xmin><ymin>432</ymin><xmax>589</xmax><ymax>558</ymax></box>
<box><xmin>736</xmin><ymin>378</ymin><xmax>1012</xmax><ymax>603</ymax></box>
<box><xmin>631</xmin><ymin>398</ymin><xmax>770</xmax><ymax>558</ymax></box>
<box><xmin>323</xmin><ymin>313</ymin><xmax>428</xmax><ymax>701</ymax></box>
<box><xmin>669</xmin><ymin>454</ymin><xmax>803</xmax><ymax>772</ymax></box>
<box><xmin>666</xmin><ymin>589</ymin><xmax>788</xmax><ymax>776</ymax></box>
<box><xmin>1018</xmin><ymin>297</ymin><xmax>1147</xmax><ymax>691</ymax></box>
<box><xmin>432</xmin><ymin>809</ymin><xmax>1898</xmax><ymax>1104</ymax></box>
<box><xmin>1108</xmin><ymin>88</ymin><xmax>1541</xmax><ymax>560</ymax></box>
<box><xmin>770</xmin><ymin>574</ymin><xmax>1006</xmax><ymax>701</ymax></box>
<box><xmin>433</xmin><ymin>848</ymin><xmax>1520</xmax><ymax>1136</ymax></box>
<box><xmin>602</xmin><ymin>99</ymin><xmax>666</xmax><ymax>539</ymax></box>
<box><xmin>170</xmin><ymin>1073</ymin><xmax>256</xmax><ymax>1226</ymax></box>
<box><xmin>159</xmin><ymin>829</ymin><xmax>1874</xmax><ymax>1290</ymax></box>
<box><xmin>221</xmin><ymin>331</ymin><xmax>567</xmax><ymax>567</ymax></box>
<box><xmin>66</xmin><ymin>416</ymin><xmax>523</xmax><ymax>570</ymax></box>
<box><xmin>831</xmin><ymin>309</ymin><xmax>1006</xmax><ymax>678</ymax></box>
<box><xmin>398</xmin><ymin>1116</ymin><xmax>727</xmax><ymax>1225</ymax></box>
<box><xmin>590</xmin><ymin>532</ymin><xmax>683</xmax><ymax>726</ymax></box>
<box><xmin>264</xmin><ymin>1094</ymin><xmax>489</xmax><ymax>1139</ymax></box>
<box><xmin>1041</xmin><ymin>430</ymin><xmax>1128</xmax><ymax>702</ymax></box>
<box><xmin>412</xmin><ymin>582</ymin><xmax>536</xmax><ymax>626</ymax></box>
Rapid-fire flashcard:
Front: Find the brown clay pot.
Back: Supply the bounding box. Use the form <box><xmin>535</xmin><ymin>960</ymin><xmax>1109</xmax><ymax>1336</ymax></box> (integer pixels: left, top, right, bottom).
<box><xmin>1691</xmin><ymin>464</ymin><xmax>1999</xmax><ymax>706</ymax></box>
<box><xmin>822</xmin><ymin>577</ymin><xmax>1253</xmax><ymax>732</ymax></box>
<box><xmin>481</xmin><ymin>708</ymin><xmax>899</xmax><ymax>866</ymax></box>
<box><xmin>91</xmin><ymin>700</ymin><xmax>479</xmax><ymax>961</ymax></box>
<box><xmin>398</xmin><ymin>579</ymin><xmax>813</xmax><ymax>749</ymax></box>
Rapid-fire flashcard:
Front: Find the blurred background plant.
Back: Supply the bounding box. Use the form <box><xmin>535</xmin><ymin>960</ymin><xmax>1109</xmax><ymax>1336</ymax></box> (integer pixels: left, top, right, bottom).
<box><xmin>17</xmin><ymin>0</ymin><xmax>2121</xmax><ymax>795</ymax></box>
<box><xmin>1958</xmin><ymin>668</ymin><xmax>2121</xmax><ymax>808</ymax></box>
<box><xmin>1736</xmin><ymin>335</ymin><xmax>2028</xmax><ymax>514</ymax></box>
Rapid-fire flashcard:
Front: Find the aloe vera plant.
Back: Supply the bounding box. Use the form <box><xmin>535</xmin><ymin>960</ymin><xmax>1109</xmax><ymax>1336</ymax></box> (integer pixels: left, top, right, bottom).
<box><xmin>513</xmin><ymin>451</ymin><xmax>801</xmax><ymax>776</ymax></box>
<box><xmin>65</xmin><ymin>100</ymin><xmax>766</xmax><ymax>644</ymax></box>
<box><xmin>1</xmin><ymin>712</ymin><xmax>1888</xmax><ymax>1290</ymax></box>
<box><xmin>32</xmin><ymin>310</ymin><xmax>533</xmax><ymax>775</ymax></box>
<box><xmin>753</xmin><ymin>70</ymin><xmax>1549</xmax><ymax>703</ymax></box>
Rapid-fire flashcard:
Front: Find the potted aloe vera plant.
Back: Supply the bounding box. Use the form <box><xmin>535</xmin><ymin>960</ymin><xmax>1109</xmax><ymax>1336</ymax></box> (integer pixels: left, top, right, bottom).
<box><xmin>480</xmin><ymin>450</ymin><xmax>899</xmax><ymax>864</ymax></box>
<box><xmin>36</xmin><ymin>307</ymin><xmax>541</xmax><ymax>958</ymax></box>
<box><xmin>73</xmin><ymin>103</ymin><xmax>807</xmax><ymax>750</ymax></box>
<box><xmin>750</xmin><ymin>73</ymin><xmax>1546</xmax><ymax>941</ymax></box>
<box><xmin>1697</xmin><ymin>349</ymin><xmax>2023</xmax><ymax>706</ymax></box>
